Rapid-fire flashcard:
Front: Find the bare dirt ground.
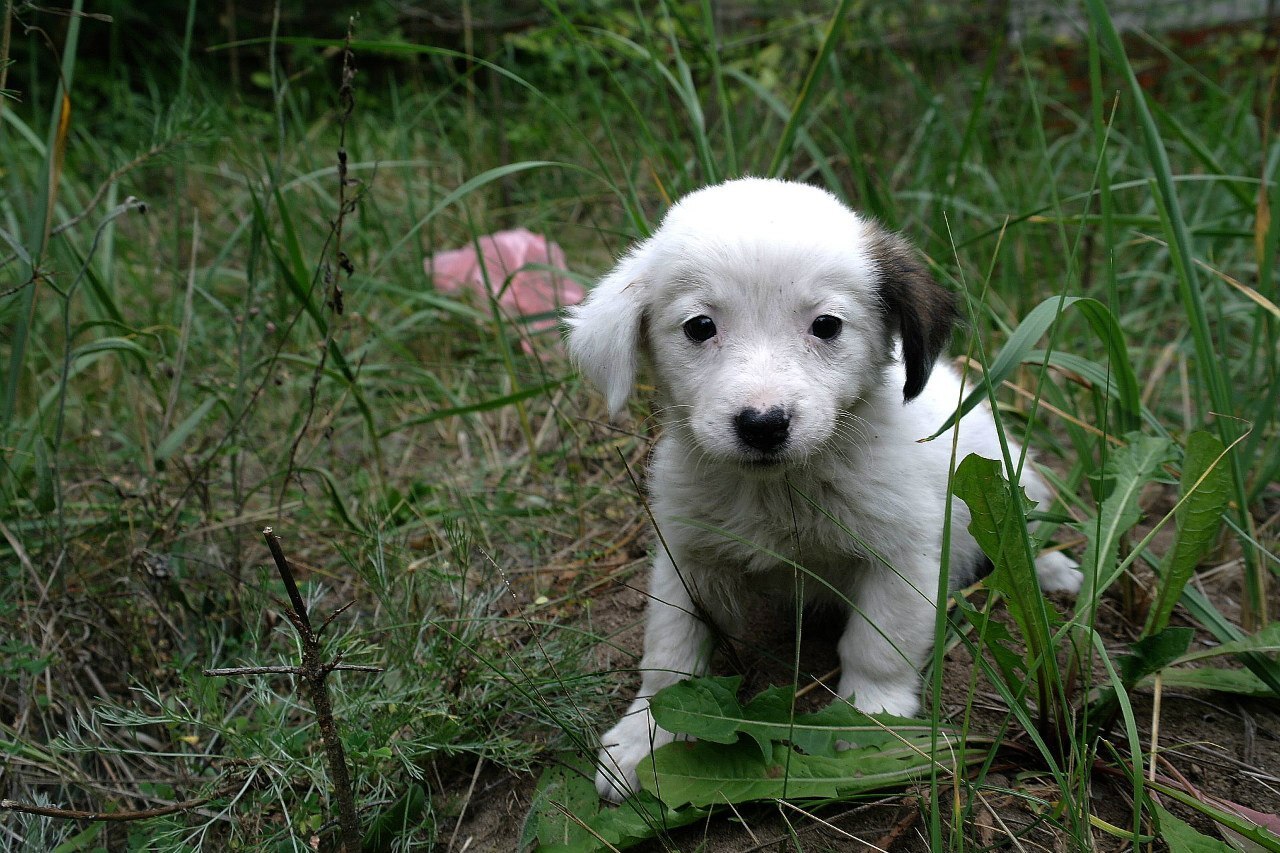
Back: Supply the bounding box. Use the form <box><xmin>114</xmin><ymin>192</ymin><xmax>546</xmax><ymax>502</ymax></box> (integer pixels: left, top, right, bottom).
<box><xmin>448</xmin><ymin>553</ymin><xmax>1280</xmax><ymax>851</ymax></box>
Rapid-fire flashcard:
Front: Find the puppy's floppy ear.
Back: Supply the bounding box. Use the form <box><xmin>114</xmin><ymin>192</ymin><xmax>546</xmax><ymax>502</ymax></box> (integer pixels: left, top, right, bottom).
<box><xmin>870</xmin><ymin>230</ymin><xmax>959</xmax><ymax>401</ymax></box>
<box><xmin>564</xmin><ymin>246</ymin><xmax>651</xmax><ymax>417</ymax></box>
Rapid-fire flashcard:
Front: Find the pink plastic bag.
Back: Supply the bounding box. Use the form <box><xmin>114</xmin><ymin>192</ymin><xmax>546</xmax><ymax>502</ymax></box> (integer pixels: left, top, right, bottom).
<box><xmin>426</xmin><ymin>228</ymin><xmax>582</xmax><ymax>355</ymax></box>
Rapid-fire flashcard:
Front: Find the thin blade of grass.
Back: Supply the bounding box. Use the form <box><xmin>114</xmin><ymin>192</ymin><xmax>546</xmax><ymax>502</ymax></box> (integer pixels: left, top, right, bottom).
<box><xmin>926</xmin><ymin>295</ymin><xmax>1139</xmax><ymax>440</ymax></box>
<box><xmin>1083</xmin><ymin>0</ymin><xmax>1265</xmax><ymax>627</ymax></box>
<box><xmin>766</xmin><ymin>0</ymin><xmax>854</xmax><ymax>177</ymax></box>
<box><xmin>2</xmin><ymin>0</ymin><xmax>84</xmax><ymax>430</ymax></box>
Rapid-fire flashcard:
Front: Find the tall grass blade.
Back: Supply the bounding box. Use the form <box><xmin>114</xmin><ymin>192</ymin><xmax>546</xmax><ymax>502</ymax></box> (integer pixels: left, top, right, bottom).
<box><xmin>927</xmin><ymin>295</ymin><xmax>1139</xmax><ymax>440</ymax></box>
<box><xmin>2</xmin><ymin>0</ymin><xmax>84</xmax><ymax>429</ymax></box>
<box><xmin>766</xmin><ymin>0</ymin><xmax>854</xmax><ymax>178</ymax></box>
<box><xmin>1082</xmin><ymin>0</ymin><xmax>1265</xmax><ymax>626</ymax></box>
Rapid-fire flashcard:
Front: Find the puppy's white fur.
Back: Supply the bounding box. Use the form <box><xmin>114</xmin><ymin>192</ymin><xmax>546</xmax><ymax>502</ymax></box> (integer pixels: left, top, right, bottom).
<box><xmin>566</xmin><ymin>178</ymin><xmax>1081</xmax><ymax>802</ymax></box>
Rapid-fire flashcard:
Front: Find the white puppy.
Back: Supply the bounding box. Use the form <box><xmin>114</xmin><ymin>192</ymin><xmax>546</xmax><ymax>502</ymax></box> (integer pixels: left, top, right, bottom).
<box><xmin>566</xmin><ymin>177</ymin><xmax>1081</xmax><ymax>802</ymax></box>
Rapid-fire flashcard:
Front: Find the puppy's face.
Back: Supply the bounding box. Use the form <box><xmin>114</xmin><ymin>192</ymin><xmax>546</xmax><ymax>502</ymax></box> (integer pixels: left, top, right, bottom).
<box><xmin>567</xmin><ymin>178</ymin><xmax>956</xmax><ymax>471</ymax></box>
<box><xmin>642</xmin><ymin>228</ymin><xmax>888</xmax><ymax>469</ymax></box>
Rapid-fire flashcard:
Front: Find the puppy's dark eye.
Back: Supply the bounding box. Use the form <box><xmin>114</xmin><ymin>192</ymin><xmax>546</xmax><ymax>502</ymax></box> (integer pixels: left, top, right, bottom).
<box><xmin>810</xmin><ymin>315</ymin><xmax>842</xmax><ymax>340</ymax></box>
<box><xmin>683</xmin><ymin>315</ymin><xmax>717</xmax><ymax>343</ymax></box>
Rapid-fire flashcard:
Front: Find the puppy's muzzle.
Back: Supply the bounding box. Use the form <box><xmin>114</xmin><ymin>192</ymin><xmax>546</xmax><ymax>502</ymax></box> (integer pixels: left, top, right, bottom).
<box><xmin>734</xmin><ymin>406</ymin><xmax>790</xmax><ymax>454</ymax></box>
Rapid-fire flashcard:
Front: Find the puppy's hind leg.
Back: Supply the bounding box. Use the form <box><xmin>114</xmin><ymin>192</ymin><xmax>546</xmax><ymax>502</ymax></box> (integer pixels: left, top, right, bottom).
<box><xmin>595</xmin><ymin>550</ymin><xmax>723</xmax><ymax>802</ymax></box>
<box><xmin>1035</xmin><ymin>550</ymin><xmax>1082</xmax><ymax>594</ymax></box>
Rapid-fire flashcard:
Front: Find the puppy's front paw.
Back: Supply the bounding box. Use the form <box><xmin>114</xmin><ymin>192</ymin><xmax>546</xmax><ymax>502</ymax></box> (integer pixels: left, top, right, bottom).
<box><xmin>594</xmin><ymin>699</ymin><xmax>674</xmax><ymax>802</ymax></box>
<box><xmin>839</xmin><ymin>673</ymin><xmax>921</xmax><ymax>719</ymax></box>
<box><xmin>1035</xmin><ymin>551</ymin><xmax>1082</xmax><ymax>595</ymax></box>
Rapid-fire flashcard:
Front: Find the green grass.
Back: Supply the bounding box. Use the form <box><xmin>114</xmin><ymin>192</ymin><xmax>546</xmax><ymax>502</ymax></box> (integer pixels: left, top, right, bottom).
<box><xmin>1</xmin><ymin>1</ymin><xmax>1278</xmax><ymax>850</ymax></box>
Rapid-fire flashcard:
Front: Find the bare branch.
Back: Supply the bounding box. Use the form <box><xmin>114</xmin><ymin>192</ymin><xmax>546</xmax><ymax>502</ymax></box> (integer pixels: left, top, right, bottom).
<box><xmin>1</xmin><ymin>777</ymin><xmax>246</xmax><ymax>823</ymax></box>
<box><xmin>202</xmin><ymin>663</ymin><xmax>382</xmax><ymax>678</ymax></box>
<box><xmin>263</xmin><ymin>527</ymin><xmax>311</xmax><ymax>635</ymax></box>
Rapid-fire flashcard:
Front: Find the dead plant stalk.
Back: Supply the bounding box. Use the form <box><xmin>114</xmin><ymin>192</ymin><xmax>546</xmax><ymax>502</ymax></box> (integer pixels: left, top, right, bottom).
<box><xmin>203</xmin><ymin>527</ymin><xmax>380</xmax><ymax>852</ymax></box>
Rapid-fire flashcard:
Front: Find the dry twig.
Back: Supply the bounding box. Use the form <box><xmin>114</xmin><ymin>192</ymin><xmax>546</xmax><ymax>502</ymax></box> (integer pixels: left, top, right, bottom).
<box><xmin>203</xmin><ymin>527</ymin><xmax>378</xmax><ymax>852</ymax></box>
<box><xmin>1</xmin><ymin>776</ymin><xmax>248</xmax><ymax>823</ymax></box>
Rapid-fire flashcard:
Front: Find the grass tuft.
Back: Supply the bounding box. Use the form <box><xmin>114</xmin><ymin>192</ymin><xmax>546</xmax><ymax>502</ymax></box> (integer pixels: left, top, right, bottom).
<box><xmin>0</xmin><ymin>1</ymin><xmax>1277</xmax><ymax>849</ymax></box>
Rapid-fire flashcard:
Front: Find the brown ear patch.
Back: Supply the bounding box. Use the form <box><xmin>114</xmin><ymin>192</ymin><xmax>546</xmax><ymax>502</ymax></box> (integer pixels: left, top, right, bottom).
<box><xmin>868</xmin><ymin>230</ymin><xmax>959</xmax><ymax>401</ymax></box>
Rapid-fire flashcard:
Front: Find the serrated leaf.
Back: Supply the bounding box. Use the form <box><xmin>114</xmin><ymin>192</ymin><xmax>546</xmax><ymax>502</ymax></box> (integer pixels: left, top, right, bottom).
<box><xmin>1077</xmin><ymin>433</ymin><xmax>1176</xmax><ymax>612</ymax></box>
<box><xmin>639</xmin><ymin>734</ymin><xmax>975</xmax><ymax>809</ymax></box>
<box><xmin>956</xmin><ymin>602</ymin><xmax>1027</xmax><ymax>689</ymax></box>
<box><xmin>529</xmin><ymin>783</ymin><xmax>709</xmax><ymax>852</ymax></box>
<box><xmin>1147</xmin><ymin>431</ymin><xmax>1231</xmax><ymax>634</ymax></box>
<box><xmin>952</xmin><ymin>455</ymin><xmax>1034</xmax><ymax>597</ymax></box>
<box><xmin>952</xmin><ymin>454</ymin><xmax>1050</xmax><ymax>667</ymax></box>
<box><xmin>650</xmin><ymin>678</ymin><xmax>933</xmax><ymax>764</ymax></box>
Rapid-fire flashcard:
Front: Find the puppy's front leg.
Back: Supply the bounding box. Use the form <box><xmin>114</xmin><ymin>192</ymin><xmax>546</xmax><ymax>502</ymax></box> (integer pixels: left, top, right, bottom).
<box><xmin>836</xmin><ymin>557</ymin><xmax>937</xmax><ymax>718</ymax></box>
<box><xmin>596</xmin><ymin>550</ymin><xmax>718</xmax><ymax>802</ymax></box>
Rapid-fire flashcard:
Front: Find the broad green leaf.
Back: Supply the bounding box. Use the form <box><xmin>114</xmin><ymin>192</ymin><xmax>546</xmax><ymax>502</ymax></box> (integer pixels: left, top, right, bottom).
<box><xmin>952</xmin><ymin>454</ymin><xmax>1051</xmax><ymax>670</ymax></box>
<box><xmin>650</xmin><ymin>677</ymin><xmax>930</xmax><ymax>763</ymax></box>
<box><xmin>648</xmin><ymin>675</ymin><xmax>744</xmax><ymax>747</ymax></box>
<box><xmin>1146</xmin><ymin>431</ymin><xmax>1231</xmax><ymax>634</ymax></box>
<box><xmin>1144</xmin><ymin>666</ymin><xmax>1275</xmax><ymax>698</ymax></box>
<box><xmin>1089</xmin><ymin>628</ymin><xmax>1193</xmax><ymax>728</ymax></box>
<box><xmin>1149</xmin><ymin>780</ymin><xmax>1280</xmax><ymax>852</ymax></box>
<box><xmin>1154</xmin><ymin>800</ymin><xmax>1236</xmax><ymax>852</ymax></box>
<box><xmin>1118</xmin><ymin>628</ymin><xmax>1195</xmax><ymax>686</ymax></box>
<box><xmin>640</xmin><ymin>734</ymin><xmax>976</xmax><ymax>809</ymax></box>
<box><xmin>526</xmin><ymin>776</ymin><xmax>710</xmax><ymax>853</ymax></box>
<box><xmin>1172</xmin><ymin>623</ymin><xmax>1280</xmax><ymax>665</ymax></box>
<box><xmin>521</xmin><ymin>761</ymin><xmax>601</xmax><ymax>850</ymax></box>
<box><xmin>738</xmin><ymin>687</ymin><xmax>924</xmax><ymax>759</ymax></box>
<box><xmin>1076</xmin><ymin>433</ymin><xmax>1176</xmax><ymax>613</ymax></box>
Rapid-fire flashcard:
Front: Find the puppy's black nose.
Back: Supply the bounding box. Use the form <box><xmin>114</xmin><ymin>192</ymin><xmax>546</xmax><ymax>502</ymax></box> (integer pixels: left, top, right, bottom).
<box><xmin>734</xmin><ymin>406</ymin><xmax>790</xmax><ymax>453</ymax></box>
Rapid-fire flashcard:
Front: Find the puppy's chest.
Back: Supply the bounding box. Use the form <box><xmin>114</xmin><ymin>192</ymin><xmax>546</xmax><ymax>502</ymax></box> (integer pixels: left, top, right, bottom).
<box><xmin>670</xmin><ymin>474</ymin><xmax>883</xmax><ymax>575</ymax></box>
